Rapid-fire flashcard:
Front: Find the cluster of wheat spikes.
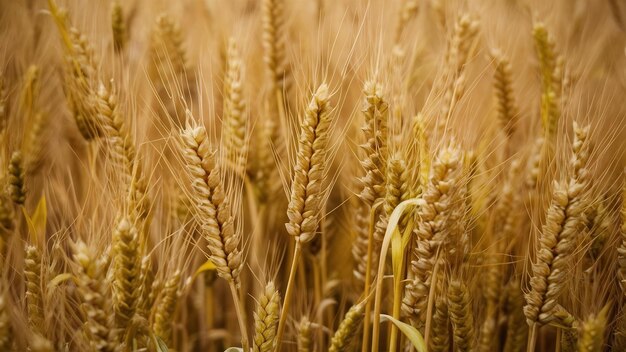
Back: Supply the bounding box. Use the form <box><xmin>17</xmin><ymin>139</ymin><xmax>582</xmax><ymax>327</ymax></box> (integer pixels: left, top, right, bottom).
<box><xmin>1</xmin><ymin>0</ymin><xmax>626</xmax><ymax>351</ymax></box>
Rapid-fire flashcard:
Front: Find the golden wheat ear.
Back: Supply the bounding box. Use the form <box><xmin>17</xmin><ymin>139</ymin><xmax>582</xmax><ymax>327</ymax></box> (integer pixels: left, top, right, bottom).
<box><xmin>328</xmin><ymin>302</ymin><xmax>364</xmax><ymax>352</ymax></box>
<box><xmin>111</xmin><ymin>1</ymin><xmax>126</xmax><ymax>53</ymax></box>
<box><xmin>252</xmin><ymin>281</ymin><xmax>280</xmax><ymax>352</ymax></box>
<box><xmin>178</xmin><ymin>121</ymin><xmax>249</xmax><ymax>350</ymax></box>
<box><xmin>72</xmin><ymin>241</ymin><xmax>112</xmax><ymax>352</ymax></box>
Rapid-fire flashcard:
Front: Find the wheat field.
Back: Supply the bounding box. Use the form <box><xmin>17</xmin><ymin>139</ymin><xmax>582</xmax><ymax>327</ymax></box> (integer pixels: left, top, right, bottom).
<box><xmin>0</xmin><ymin>0</ymin><xmax>626</xmax><ymax>351</ymax></box>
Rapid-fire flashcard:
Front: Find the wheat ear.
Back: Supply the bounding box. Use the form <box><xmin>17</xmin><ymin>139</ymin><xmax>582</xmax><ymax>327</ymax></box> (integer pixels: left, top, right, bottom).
<box><xmin>73</xmin><ymin>241</ymin><xmax>112</xmax><ymax>352</ymax></box>
<box><xmin>429</xmin><ymin>295</ymin><xmax>450</xmax><ymax>352</ymax></box>
<box><xmin>0</xmin><ymin>191</ymin><xmax>14</xmax><ymax>247</ymax></box>
<box><xmin>532</xmin><ymin>22</ymin><xmax>561</xmax><ymax>142</ymax></box>
<box><xmin>577</xmin><ymin>307</ymin><xmax>608</xmax><ymax>352</ymax></box>
<box><xmin>178</xmin><ymin>123</ymin><xmax>248</xmax><ymax>349</ymax></box>
<box><xmin>0</xmin><ymin>286</ymin><xmax>11</xmax><ymax>350</ymax></box>
<box><xmin>352</xmin><ymin>80</ymin><xmax>389</xmax><ymax>292</ymax></box>
<box><xmin>262</xmin><ymin>0</ymin><xmax>287</xmax><ymax>94</ymax></box>
<box><xmin>111</xmin><ymin>216</ymin><xmax>141</xmax><ymax>344</ymax></box>
<box><xmin>111</xmin><ymin>0</ymin><xmax>126</xmax><ymax>52</ymax></box>
<box><xmin>222</xmin><ymin>38</ymin><xmax>248</xmax><ymax>177</ymax></box>
<box><xmin>179</xmin><ymin>123</ymin><xmax>242</xmax><ymax>284</ymax></box>
<box><xmin>402</xmin><ymin>146</ymin><xmax>462</xmax><ymax>328</ymax></box>
<box><xmin>448</xmin><ymin>279</ymin><xmax>476</xmax><ymax>352</ymax></box>
<box><xmin>8</xmin><ymin>151</ymin><xmax>26</xmax><ymax>205</ymax></box>
<box><xmin>277</xmin><ymin>84</ymin><xmax>333</xmax><ymax>351</ymax></box>
<box><xmin>297</xmin><ymin>316</ymin><xmax>312</xmax><ymax>352</ymax></box>
<box><xmin>252</xmin><ymin>281</ymin><xmax>280</xmax><ymax>352</ymax></box>
<box><xmin>153</xmin><ymin>271</ymin><xmax>181</xmax><ymax>346</ymax></box>
<box><xmin>150</xmin><ymin>15</ymin><xmax>187</xmax><ymax>80</ymax></box>
<box><xmin>490</xmin><ymin>49</ymin><xmax>519</xmax><ymax>138</ymax></box>
<box><xmin>328</xmin><ymin>303</ymin><xmax>364</xmax><ymax>352</ymax></box>
<box><xmin>25</xmin><ymin>245</ymin><xmax>44</xmax><ymax>334</ymax></box>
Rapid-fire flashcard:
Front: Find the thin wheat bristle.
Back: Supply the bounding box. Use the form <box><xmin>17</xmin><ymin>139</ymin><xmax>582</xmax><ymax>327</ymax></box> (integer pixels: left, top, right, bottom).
<box><xmin>252</xmin><ymin>281</ymin><xmax>280</xmax><ymax>352</ymax></box>
<box><xmin>619</xmin><ymin>170</ymin><xmax>626</xmax><ymax>286</ymax></box>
